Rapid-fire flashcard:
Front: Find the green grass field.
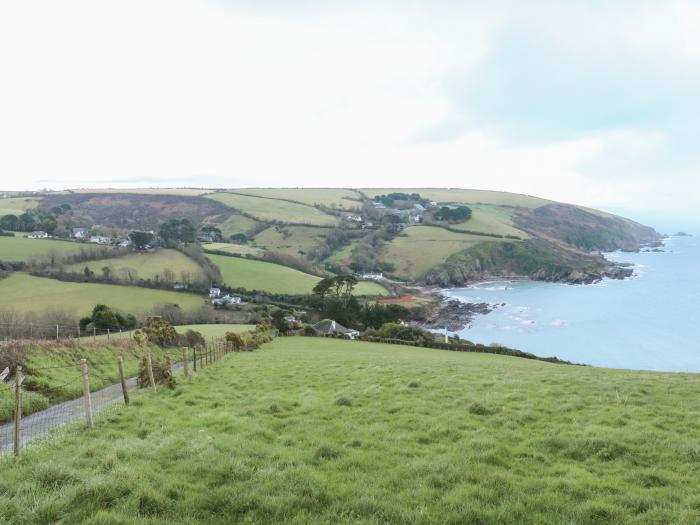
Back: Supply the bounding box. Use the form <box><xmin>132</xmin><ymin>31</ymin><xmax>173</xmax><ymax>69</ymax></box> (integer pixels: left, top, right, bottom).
<box><xmin>252</xmin><ymin>225</ymin><xmax>328</xmax><ymax>257</ymax></box>
<box><xmin>0</xmin><ymin>236</ymin><xmax>100</xmax><ymax>263</ymax></box>
<box><xmin>382</xmin><ymin>226</ymin><xmax>500</xmax><ymax>279</ymax></box>
<box><xmin>449</xmin><ymin>204</ymin><xmax>528</xmax><ymax>238</ymax></box>
<box><xmin>0</xmin><ymin>273</ymin><xmax>204</xmax><ymax>316</ymax></box>
<box><xmin>208</xmin><ymin>254</ymin><xmax>388</xmax><ymax>296</ymax></box>
<box><xmin>231</xmin><ymin>188</ymin><xmax>363</xmax><ymax>209</ymax></box>
<box><xmin>324</xmin><ymin>241</ymin><xmax>358</xmax><ymax>265</ymax></box>
<box><xmin>64</xmin><ymin>249</ymin><xmax>204</xmax><ymax>281</ymax></box>
<box><xmin>202</xmin><ymin>242</ymin><xmax>264</xmax><ymax>257</ymax></box>
<box><xmin>88</xmin><ymin>324</ymin><xmax>257</xmax><ymax>343</ymax></box>
<box><xmin>208</xmin><ymin>213</ymin><xmax>258</xmax><ymax>238</ymax></box>
<box><xmin>0</xmin><ymin>196</ymin><xmax>40</xmax><ymax>216</ymax></box>
<box><xmin>362</xmin><ymin>188</ymin><xmax>549</xmax><ymax>208</ymax></box>
<box><xmin>3</xmin><ymin>337</ymin><xmax>699</xmax><ymax>524</ymax></box>
<box><xmin>206</xmin><ymin>193</ymin><xmax>339</xmax><ymax>226</ymax></box>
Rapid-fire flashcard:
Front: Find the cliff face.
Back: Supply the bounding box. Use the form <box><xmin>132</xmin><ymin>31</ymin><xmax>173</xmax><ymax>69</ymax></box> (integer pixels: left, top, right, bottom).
<box><xmin>421</xmin><ymin>204</ymin><xmax>659</xmax><ymax>287</ymax></box>
<box><xmin>515</xmin><ymin>204</ymin><xmax>661</xmax><ymax>252</ymax></box>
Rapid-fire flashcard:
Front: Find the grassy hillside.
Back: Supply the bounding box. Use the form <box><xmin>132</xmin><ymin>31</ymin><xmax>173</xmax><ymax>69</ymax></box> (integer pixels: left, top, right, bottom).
<box><xmin>0</xmin><ymin>236</ymin><xmax>100</xmax><ymax>263</ymax></box>
<box><xmin>0</xmin><ymin>273</ymin><xmax>203</xmax><ymax>316</ymax></box>
<box><xmin>231</xmin><ymin>188</ymin><xmax>363</xmax><ymax>209</ymax></box>
<box><xmin>206</xmin><ymin>192</ymin><xmax>339</xmax><ymax>226</ymax></box>
<box><xmin>64</xmin><ymin>249</ymin><xmax>203</xmax><ymax>281</ymax></box>
<box><xmin>382</xmin><ymin>226</ymin><xmax>502</xmax><ymax>279</ymax></box>
<box><xmin>252</xmin><ymin>225</ymin><xmax>328</xmax><ymax>257</ymax></box>
<box><xmin>208</xmin><ymin>213</ymin><xmax>258</xmax><ymax>238</ymax></box>
<box><xmin>362</xmin><ymin>188</ymin><xmax>549</xmax><ymax>208</ymax></box>
<box><xmin>208</xmin><ymin>254</ymin><xmax>388</xmax><ymax>296</ymax></box>
<box><xmin>202</xmin><ymin>242</ymin><xmax>264</xmax><ymax>257</ymax></box>
<box><xmin>0</xmin><ymin>196</ymin><xmax>40</xmax><ymax>216</ymax></box>
<box><xmin>449</xmin><ymin>204</ymin><xmax>528</xmax><ymax>238</ymax></box>
<box><xmin>2</xmin><ymin>337</ymin><xmax>699</xmax><ymax>524</ymax></box>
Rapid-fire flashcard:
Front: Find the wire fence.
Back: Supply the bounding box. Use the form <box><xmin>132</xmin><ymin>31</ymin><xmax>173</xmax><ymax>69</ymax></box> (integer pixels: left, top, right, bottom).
<box><xmin>0</xmin><ymin>321</ymin><xmax>134</xmax><ymax>342</ymax></box>
<box><xmin>0</xmin><ymin>337</ymin><xmax>251</xmax><ymax>457</ymax></box>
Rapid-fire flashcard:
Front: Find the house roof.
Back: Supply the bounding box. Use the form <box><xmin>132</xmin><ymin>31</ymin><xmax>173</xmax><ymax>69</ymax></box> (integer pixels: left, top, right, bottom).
<box><xmin>312</xmin><ymin>320</ymin><xmax>353</xmax><ymax>335</ymax></box>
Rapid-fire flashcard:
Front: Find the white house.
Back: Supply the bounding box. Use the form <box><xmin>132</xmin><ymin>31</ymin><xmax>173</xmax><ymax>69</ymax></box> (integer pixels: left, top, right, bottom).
<box><xmin>212</xmin><ymin>294</ymin><xmax>243</xmax><ymax>306</ymax></box>
<box><xmin>71</xmin><ymin>228</ymin><xmax>89</xmax><ymax>239</ymax></box>
<box><xmin>89</xmin><ymin>235</ymin><xmax>111</xmax><ymax>244</ymax></box>
<box><xmin>118</xmin><ymin>239</ymin><xmax>132</xmax><ymax>248</ymax></box>
<box><xmin>361</xmin><ymin>272</ymin><xmax>384</xmax><ymax>280</ymax></box>
<box><xmin>208</xmin><ymin>287</ymin><xmax>221</xmax><ymax>298</ymax></box>
<box><xmin>28</xmin><ymin>231</ymin><xmax>48</xmax><ymax>239</ymax></box>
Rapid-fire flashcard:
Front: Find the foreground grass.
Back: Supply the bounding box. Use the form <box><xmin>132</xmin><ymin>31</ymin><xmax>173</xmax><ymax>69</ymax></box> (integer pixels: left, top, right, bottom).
<box><xmin>0</xmin><ymin>273</ymin><xmax>204</xmax><ymax>316</ymax></box>
<box><xmin>2</xmin><ymin>338</ymin><xmax>700</xmax><ymax>524</ymax></box>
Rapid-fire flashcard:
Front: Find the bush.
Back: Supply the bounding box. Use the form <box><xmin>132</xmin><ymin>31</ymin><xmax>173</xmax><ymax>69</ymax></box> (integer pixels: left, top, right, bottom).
<box><xmin>301</xmin><ymin>324</ymin><xmax>316</xmax><ymax>337</ymax></box>
<box><xmin>179</xmin><ymin>329</ymin><xmax>205</xmax><ymax>348</ymax></box>
<box><xmin>137</xmin><ymin>355</ymin><xmax>176</xmax><ymax>389</ymax></box>
<box><xmin>225</xmin><ymin>332</ymin><xmax>244</xmax><ymax>350</ymax></box>
<box><xmin>142</xmin><ymin>317</ymin><xmax>178</xmax><ymax>347</ymax></box>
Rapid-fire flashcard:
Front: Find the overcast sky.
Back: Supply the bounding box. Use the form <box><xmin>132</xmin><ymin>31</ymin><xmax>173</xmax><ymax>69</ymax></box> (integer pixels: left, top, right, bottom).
<box><xmin>0</xmin><ymin>0</ymin><xmax>698</xmax><ymax>215</ymax></box>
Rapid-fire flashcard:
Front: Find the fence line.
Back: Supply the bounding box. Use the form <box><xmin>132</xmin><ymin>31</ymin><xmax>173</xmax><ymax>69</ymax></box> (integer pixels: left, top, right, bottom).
<box><xmin>0</xmin><ymin>336</ymin><xmax>257</xmax><ymax>457</ymax></box>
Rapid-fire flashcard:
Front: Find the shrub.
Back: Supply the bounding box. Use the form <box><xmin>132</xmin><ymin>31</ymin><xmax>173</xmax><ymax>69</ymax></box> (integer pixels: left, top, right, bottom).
<box><xmin>180</xmin><ymin>329</ymin><xmax>205</xmax><ymax>348</ymax></box>
<box><xmin>142</xmin><ymin>317</ymin><xmax>178</xmax><ymax>347</ymax></box>
<box><xmin>137</xmin><ymin>355</ymin><xmax>176</xmax><ymax>389</ymax></box>
<box><xmin>225</xmin><ymin>332</ymin><xmax>244</xmax><ymax>350</ymax></box>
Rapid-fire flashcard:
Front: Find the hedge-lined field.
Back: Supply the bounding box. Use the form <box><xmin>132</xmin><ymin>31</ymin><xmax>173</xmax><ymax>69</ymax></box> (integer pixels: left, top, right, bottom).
<box><xmin>205</xmin><ymin>193</ymin><xmax>339</xmax><ymax>226</ymax></box>
<box><xmin>0</xmin><ymin>273</ymin><xmax>203</xmax><ymax>316</ymax></box>
<box><xmin>208</xmin><ymin>254</ymin><xmax>388</xmax><ymax>296</ymax></box>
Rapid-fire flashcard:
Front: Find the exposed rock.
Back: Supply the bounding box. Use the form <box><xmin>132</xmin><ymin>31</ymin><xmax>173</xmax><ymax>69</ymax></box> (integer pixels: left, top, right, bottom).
<box><xmin>424</xmin><ymin>299</ymin><xmax>496</xmax><ymax>332</ymax></box>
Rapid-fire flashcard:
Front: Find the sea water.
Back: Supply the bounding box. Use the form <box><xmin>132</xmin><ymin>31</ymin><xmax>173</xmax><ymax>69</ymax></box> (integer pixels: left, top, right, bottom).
<box><xmin>447</xmin><ymin>234</ymin><xmax>700</xmax><ymax>372</ymax></box>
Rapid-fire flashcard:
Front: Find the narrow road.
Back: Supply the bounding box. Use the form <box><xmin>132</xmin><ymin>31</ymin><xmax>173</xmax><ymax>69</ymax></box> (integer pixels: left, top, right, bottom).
<box><xmin>0</xmin><ymin>362</ymin><xmax>184</xmax><ymax>454</ymax></box>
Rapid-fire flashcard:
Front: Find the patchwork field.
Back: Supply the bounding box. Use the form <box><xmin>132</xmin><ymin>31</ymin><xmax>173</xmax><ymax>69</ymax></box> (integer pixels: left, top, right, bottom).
<box><xmin>0</xmin><ymin>196</ymin><xmax>40</xmax><ymax>216</ymax></box>
<box><xmin>208</xmin><ymin>254</ymin><xmax>388</xmax><ymax>296</ymax></box>
<box><xmin>231</xmin><ymin>188</ymin><xmax>363</xmax><ymax>209</ymax></box>
<box><xmin>206</xmin><ymin>193</ymin><xmax>339</xmax><ymax>226</ymax></box>
<box><xmin>3</xmin><ymin>337</ymin><xmax>699</xmax><ymax>524</ymax></box>
<box><xmin>208</xmin><ymin>213</ymin><xmax>258</xmax><ymax>238</ymax></box>
<box><xmin>202</xmin><ymin>242</ymin><xmax>264</xmax><ymax>257</ymax></box>
<box><xmin>381</xmin><ymin>226</ymin><xmax>499</xmax><ymax>279</ymax></box>
<box><xmin>449</xmin><ymin>204</ymin><xmax>528</xmax><ymax>238</ymax></box>
<box><xmin>252</xmin><ymin>225</ymin><xmax>328</xmax><ymax>257</ymax></box>
<box><xmin>0</xmin><ymin>236</ymin><xmax>103</xmax><ymax>263</ymax></box>
<box><xmin>64</xmin><ymin>249</ymin><xmax>204</xmax><ymax>281</ymax></box>
<box><xmin>361</xmin><ymin>188</ymin><xmax>549</xmax><ymax>208</ymax></box>
<box><xmin>0</xmin><ymin>273</ymin><xmax>204</xmax><ymax>316</ymax></box>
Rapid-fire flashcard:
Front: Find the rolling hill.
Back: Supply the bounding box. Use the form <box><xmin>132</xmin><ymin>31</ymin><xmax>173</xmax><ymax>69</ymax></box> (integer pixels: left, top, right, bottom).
<box><xmin>2</xmin><ymin>188</ymin><xmax>661</xmax><ymax>290</ymax></box>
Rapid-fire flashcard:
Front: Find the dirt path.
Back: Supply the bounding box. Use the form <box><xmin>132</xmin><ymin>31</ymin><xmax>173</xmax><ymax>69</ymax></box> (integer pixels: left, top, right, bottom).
<box><xmin>0</xmin><ymin>363</ymin><xmax>184</xmax><ymax>454</ymax></box>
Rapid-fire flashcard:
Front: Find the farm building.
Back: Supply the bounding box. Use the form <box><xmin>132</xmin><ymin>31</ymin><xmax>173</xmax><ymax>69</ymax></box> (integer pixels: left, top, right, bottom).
<box><xmin>28</xmin><ymin>231</ymin><xmax>49</xmax><ymax>239</ymax></box>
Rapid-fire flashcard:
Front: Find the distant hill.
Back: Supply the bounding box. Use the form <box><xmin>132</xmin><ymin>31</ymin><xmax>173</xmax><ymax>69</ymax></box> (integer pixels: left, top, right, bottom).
<box><xmin>3</xmin><ymin>187</ymin><xmax>662</xmax><ymax>287</ymax></box>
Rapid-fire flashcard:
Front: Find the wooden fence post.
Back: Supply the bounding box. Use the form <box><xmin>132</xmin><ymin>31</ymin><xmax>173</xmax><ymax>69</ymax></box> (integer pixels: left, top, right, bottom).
<box><xmin>146</xmin><ymin>354</ymin><xmax>157</xmax><ymax>392</ymax></box>
<box><xmin>183</xmin><ymin>348</ymin><xmax>190</xmax><ymax>378</ymax></box>
<box><xmin>80</xmin><ymin>359</ymin><xmax>94</xmax><ymax>429</ymax></box>
<box><xmin>193</xmin><ymin>347</ymin><xmax>197</xmax><ymax>372</ymax></box>
<box><xmin>165</xmin><ymin>353</ymin><xmax>173</xmax><ymax>377</ymax></box>
<box><xmin>14</xmin><ymin>366</ymin><xmax>22</xmax><ymax>457</ymax></box>
<box><xmin>117</xmin><ymin>356</ymin><xmax>130</xmax><ymax>405</ymax></box>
